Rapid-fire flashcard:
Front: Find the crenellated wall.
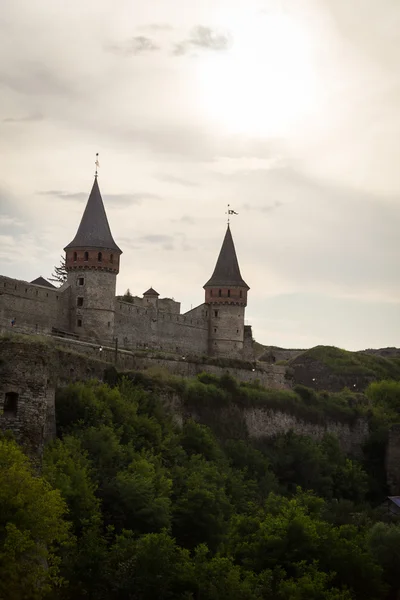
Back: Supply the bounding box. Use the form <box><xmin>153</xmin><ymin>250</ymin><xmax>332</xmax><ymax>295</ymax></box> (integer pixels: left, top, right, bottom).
<box><xmin>0</xmin><ymin>275</ymin><xmax>70</xmax><ymax>335</ymax></box>
<box><xmin>114</xmin><ymin>300</ymin><xmax>209</xmax><ymax>355</ymax></box>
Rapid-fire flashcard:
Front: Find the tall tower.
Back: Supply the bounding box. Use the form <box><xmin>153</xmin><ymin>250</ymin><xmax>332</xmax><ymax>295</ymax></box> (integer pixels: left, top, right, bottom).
<box><xmin>204</xmin><ymin>224</ymin><xmax>249</xmax><ymax>357</ymax></box>
<box><xmin>64</xmin><ymin>176</ymin><xmax>122</xmax><ymax>343</ymax></box>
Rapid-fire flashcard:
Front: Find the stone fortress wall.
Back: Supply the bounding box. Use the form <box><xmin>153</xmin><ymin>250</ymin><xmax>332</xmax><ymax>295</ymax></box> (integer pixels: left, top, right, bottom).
<box><xmin>1</xmin><ymin>333</ymin><xmax>400</xmax><ymax>494</ymax></box>
<box><xmin>0</xmin><ymin>275</ymin><xmax>70</xmax><ymax>334</ymax></box>
<box><xmin>0</xmin><ymin>274</ymin><xmax>247</xmax><ymax>359</ymax></box>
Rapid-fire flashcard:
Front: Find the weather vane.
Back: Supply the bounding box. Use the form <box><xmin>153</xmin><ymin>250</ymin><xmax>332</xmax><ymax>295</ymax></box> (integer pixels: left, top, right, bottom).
<box><xmin>95</xmin><ymin>153</ymin><xmax>100</xmax><ymax>177</ymax></box>
<box><xmin>226</xmin><ymin>203</ymin><xmax>238</xmax><ymax>224</ymax></box>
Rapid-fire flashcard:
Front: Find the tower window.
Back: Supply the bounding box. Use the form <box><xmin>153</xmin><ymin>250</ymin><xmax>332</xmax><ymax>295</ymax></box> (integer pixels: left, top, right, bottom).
<box><xmin>108</xmin><ymin>321</ymin><xmax>111</xmax><ymax>328</ymax></box>
<box><xmin>218</xmin><ymin>289</ymin><xmax>222</xmax><ymax>297</ymax></box>
<box><xmin>73</xmin><ymin>252</ymin><xmax>77</xmax><ymax>262</ymax></box>
<box><xmin>84</xmin><ymin>252</ymin><xmax>89</xmax><ymax>261</ymax></box>
<box><xmin>237</xmin><ymin>329</ymin><xmax>239</xmax><ymax>333</ymax></box>
<box><xmin>77</xmin><ymin>297</ymin><xmax>84</xmax><ymax>307</ymax></box>
<box><xmin>210</xmin><ymin>290</ymin><xmax>213</xmax><ymax>297</ymax></box>
<box><xmin>110</xmin><ymin>254</ymin><xmax>114</xmax><ymax>264</ymax></box>
<box><xmin>240</xmin><ymin>290</ymin><xmax>242</xmax><ymax>298</ymax></box>
<box><xmin>98</xmin><ymin>252</ymin><xmax>102</xmax><ymax>262</ymax></box>
<box><xmin>4</xmin><ymin>392</ymin><xmax>18</xmax><ymax>416</ymax></box>
<box><xmin>78</xmin><ymin>277</ymin><xmax>84</xmax><ymax>286</ymax></box>
<box><xmin>214</xmin><ymin>328</ymin><xmax>217</xmax><ymax>333</ymax></box>
<box><xmin>77</xmin><ymin>319</ymin><xmax>82</xmax><ymax>327</ymax></box>
<box><xmin>228</xmin><ymin>290</ymin><xmax>230</xmax><ymax>297</ymax></box>
<box><xmin>214</xmin><ymin>310</ymin><xmax>219</xmax><ymax>317</ymax></box>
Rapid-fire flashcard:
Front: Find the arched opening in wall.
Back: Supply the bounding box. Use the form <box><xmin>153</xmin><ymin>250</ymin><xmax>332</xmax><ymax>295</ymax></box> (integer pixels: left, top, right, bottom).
<box><xmin>84</xmin><ymin>252</ymin><xmax>89</xmax><ymax>261</ymax></box>
<box><xmin>4</xmin><ymin>392</ymin><xmax>18</xmax><ymax>416</ymax></box>
<box><xmin>77</xmin><ymin>297</ymin><xmax>84</xmax><ymax>307</ymax></box>
<box><xmin>73</xmin><ymin>252</ymin><xmax>77</xmax><ymax>262</ymax></box>
<box><xmin>219</xmin><ymin>289</ymin><xmax>222</xmax><ymax>297</ymax></box>
<box><xmin>98</xmin><ymin>252</ymin><xmax>102</xmax><ymax>262</ymax></box>
<box><xmin>110</xmin><ymin>254</ymin><xmax>114</xmax><ymax>264</ymax></box>
<box><xmin>228</xmin><ymin>290</ymin><xmax>230</xmax><ymax>297</ymax></box>
<box><xmin>77</xmin><ymin>319</ymin><xmax>82</xmax><ymax>327</ymax></box>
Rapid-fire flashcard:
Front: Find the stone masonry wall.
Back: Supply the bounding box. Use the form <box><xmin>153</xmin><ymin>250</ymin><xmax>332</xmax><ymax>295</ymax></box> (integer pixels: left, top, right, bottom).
<box><xmin>0</xmin><ymin>339</ymin><xmax>54</xmax><ymax>457</ymax></box>
<box><xmin>208</xmin><ymin>303</ymin><xmax>246</xmax><ymax>357</ymax></box>
<box><xmin>67</xmin><ymin>269</ymin><xmax>117</xmax><ymax>343</ymax></box>
<box><xmin>0</xmin><ymin>275</ymin><xmax>70</xmax><ymax>335</ymax></box>
<box><xmin>244</xmin><ymin>408</ymin><xmax>369</xmax><ymax>456</ymax></box>
<box><xmin>115</xmin><ymin>300</ymin><xmax>209</xmax><ymax>356</ymax></box>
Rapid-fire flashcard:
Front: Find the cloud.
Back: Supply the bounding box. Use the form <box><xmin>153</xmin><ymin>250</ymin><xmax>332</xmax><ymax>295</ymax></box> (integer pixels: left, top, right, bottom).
<box><xmin>242</xmin><ymin>201</ymin><xmax>283</xmax><ymax>213</ymax></box>
<box><xmin>173</xmin><ymin>26</ymin><xmax>232</xmax><ymax>56</ymax></box>
<box><xmin>38</xmin><ymin>190</ymin><xmax>161</xmax><ymax>206</ymax></box>
<box><xmin>106</xmin><ymin>36</ymin><xmax>159</xmax><ymax>56</ymax></box>
<box><xmin>138</xmin><ymin>234</ymin><xmax>175</xmax><ymax>251</ymax></box>
<box><xmin>211</xmin><ymin>156</ymin><xmax>284</xmax><ymax>174</ymax></box>
<box><xmin>137</xmin><ymin>24</ymin><xmax>174</xmax><ymax>32</ymax></box>
<box><xmin>171</xmin><ymin>215</ymin><xmax>196</xmax><ymax>225</ymax></box>
<box><xmin>3</xmin><ymin>112</ymin><xmax>44</xmax><ymax>123</ymax></box>
<box><xmin>155</xmin><ymin>174</ymin><xmax>199</xmax><ymax>187</ymax></box>
<box><xmin>0</xmin><ymin>62</ymin><xmax>73</xmax><ymax>96</ymax></box>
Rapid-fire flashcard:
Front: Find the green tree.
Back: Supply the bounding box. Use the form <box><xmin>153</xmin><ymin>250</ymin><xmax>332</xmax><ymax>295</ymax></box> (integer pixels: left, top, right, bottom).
<box><xmin>0</xmin><ymin>438</ymin><xmax>70</xmax><ymax>599</ymax></box>
<box><xmin>368</xmin><ymin>521</ymin><xmax>400</xmax><ymax>598</ymax></box>
<box><xmin>49</xmin><ymin>255</ymin><xmax>68</xmax><ymax>286</ymax></box>
<box><xmin>172</xmin><ymin>455</ymin><xmax>232</xmax><ymax>551</ymax></box>
<box><xmin>103</xmin><ymin>530</ymin><xmax>195</xmax><ymax>599</ymax></box>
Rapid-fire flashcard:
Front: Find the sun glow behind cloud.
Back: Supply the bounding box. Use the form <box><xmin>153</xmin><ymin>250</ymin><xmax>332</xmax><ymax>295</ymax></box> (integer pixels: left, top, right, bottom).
<box><xmin>197</xmin><ymin>10</ymin><xmax>319</xmax><ymax>137</ymax></box>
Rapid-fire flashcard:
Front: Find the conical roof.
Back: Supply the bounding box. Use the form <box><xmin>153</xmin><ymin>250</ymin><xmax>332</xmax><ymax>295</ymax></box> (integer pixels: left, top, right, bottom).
<box><xmin>204</xmin><ymin>225</ymin><xmax>249</xmax><ymax>289</ymax></box>
<box><xmin>64</xmin><ymin>177</ymin><xmax>122</xmax><ymax>252</ymax></box>
<box><xmin>143</xmin><ymin>287</ymin><xmax>159</xmax><ymax>296</ymax></box>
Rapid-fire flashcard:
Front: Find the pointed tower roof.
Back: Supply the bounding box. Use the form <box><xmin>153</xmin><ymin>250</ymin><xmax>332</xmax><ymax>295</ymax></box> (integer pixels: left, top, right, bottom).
<box><xmin>143</xmin><ymin>287</ymin><xmax>159</xmax><ymax>297</ymax></box>
<box><xmin>204</xmin><ymin>224</ymin><xmax>249</xmax><ymax>289</ymax></box>
<box><xmin>64</xmin><ymin>177</ymin><xmax>122</xmax><ymax>252</ymax></box>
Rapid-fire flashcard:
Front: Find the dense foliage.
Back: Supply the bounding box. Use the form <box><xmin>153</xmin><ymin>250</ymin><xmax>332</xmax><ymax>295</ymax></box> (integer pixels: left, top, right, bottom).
<box><xmin>300</xmin><ymin>346</ymin><xmax>400</xmax><ymax>380</ymax></box>
<box><xmin>2</xmin><ymin>375</ymin><xmax>400</xmax><ymax>599</ymax></box>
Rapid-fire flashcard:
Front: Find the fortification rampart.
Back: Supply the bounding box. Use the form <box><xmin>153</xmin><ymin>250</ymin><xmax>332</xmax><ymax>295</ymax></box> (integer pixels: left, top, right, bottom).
<box><xmin>115</xmin><ymin>300</ymin><xmax>209</xmax><ymax>355</ymax></box>
<box><xmin>0</xmin><ymin>275</ymin><xmax>70</xmax><ymax>335</ymax></box>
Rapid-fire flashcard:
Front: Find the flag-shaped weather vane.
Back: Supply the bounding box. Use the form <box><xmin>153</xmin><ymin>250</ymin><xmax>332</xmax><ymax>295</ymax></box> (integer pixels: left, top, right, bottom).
<box><xmin>226</xmin><ymin>203</ymin><xmax>238</xmax><ymax>224</ymax></box>
<box><xmin>95</xmin><ymin>153</ymin><xmax>100</xmax><ymax>177</ymax></box>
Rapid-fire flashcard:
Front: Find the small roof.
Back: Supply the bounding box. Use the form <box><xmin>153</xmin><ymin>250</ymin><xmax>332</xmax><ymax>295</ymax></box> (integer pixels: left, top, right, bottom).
<box><xmin>204</xmin><ymin>224</ymin><xmax>249</xmax><ymax>289</ymax></box>
<box><xmin>143</xmin><ymin>287</ymin><xmax>159</xmax><ymax>297</ymax></box>
<box><xmin>64</xmin><ymin>177</ymin><xmax>122</xmax><ymax>253</ymax></box>
<box><xmin>30</xmin><ymin>276</ymin><xmax>56</xmax><ymax>289</ymax></box>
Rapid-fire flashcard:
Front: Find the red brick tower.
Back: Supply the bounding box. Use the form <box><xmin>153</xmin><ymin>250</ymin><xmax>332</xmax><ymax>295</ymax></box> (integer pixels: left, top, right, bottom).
<box><xmin>204</xmin><ymin>224</ymin><xmax>249</xmax><ymax>357</ymax></box>
<box><xmin>64</xmin><ymin>175</ymin><xmax>122</xmax><ymax>342</ymax></box>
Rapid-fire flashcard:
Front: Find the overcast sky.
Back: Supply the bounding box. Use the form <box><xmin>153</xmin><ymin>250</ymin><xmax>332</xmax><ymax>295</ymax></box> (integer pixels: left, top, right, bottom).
<box><xmin>1</xmin><ymin>0</ymin><xmax>400</xmax><ymax>350</ymax></box>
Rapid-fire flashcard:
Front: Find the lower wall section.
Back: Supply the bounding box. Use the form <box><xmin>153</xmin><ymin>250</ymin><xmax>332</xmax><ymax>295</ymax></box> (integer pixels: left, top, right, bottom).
<box><xmin>244</xmin><ymin>408</ymin><xmax>369</xmax><ymax>456</ymax></box>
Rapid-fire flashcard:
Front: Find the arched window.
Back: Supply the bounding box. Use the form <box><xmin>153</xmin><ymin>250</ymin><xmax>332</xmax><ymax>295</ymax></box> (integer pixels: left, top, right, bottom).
<box><xmin>73</xmin><ymin>252</ymin><xmax>77</xmax><ymax>262</ymax></box>
<box><xmin>84</xmin><ymin>251</ymin><xmax>89</xmax><ymax>261</ymax></box>
<box><xmin>240</xmin><ymin>290</ymin><xmax>243</xmax><ymax>298</ymax></box>
<box><xmin>4</xmin><ymin>392</ymin><xmax>18</xmax><ymax>415</ymax></box>
<box><xmin>228</xmin><ymin>289</ymin><xmax>231</xmax><ymax>297</ymax></box>
<box><xmin>110</xmin><ymin>254</ymin><xmax>114</xmax><ymax>264</ymax></box>
<box><xmin>98</xmin><ymin>252</ymin><xmax>102</xmax><ymax>262</ymax></box>
<box><xmin>218</xmin><ymin>289</ymin><xmax>222</xmax><ymax>297</ymax></box>
<box><xmin>210</xmin><ymin>289</ymin><xmax>213</xmax><ymax>297</ymax></box>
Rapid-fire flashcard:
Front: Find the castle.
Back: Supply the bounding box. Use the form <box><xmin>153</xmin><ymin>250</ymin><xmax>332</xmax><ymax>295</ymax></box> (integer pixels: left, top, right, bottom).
<box><xmin>0</xmin><ymin>175</ymin><xmax>254</xmax><ymax>359</ymax></box>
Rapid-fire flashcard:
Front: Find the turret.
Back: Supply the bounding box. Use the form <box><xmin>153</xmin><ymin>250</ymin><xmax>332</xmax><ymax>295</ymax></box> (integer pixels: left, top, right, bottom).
<box><xmin>143</xmin><ymin>287</ymin><xmax>159</xmax><ymax>310</ymax></box>
<box><xmin>64</xmin><ymin>175</ymin><xmax>122</xmax><ymax>342</ymax></box>
<box><xmin>204</xmin><ymin>224</ymin><xmax>249</xmax><ymax>357</ymax></box>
